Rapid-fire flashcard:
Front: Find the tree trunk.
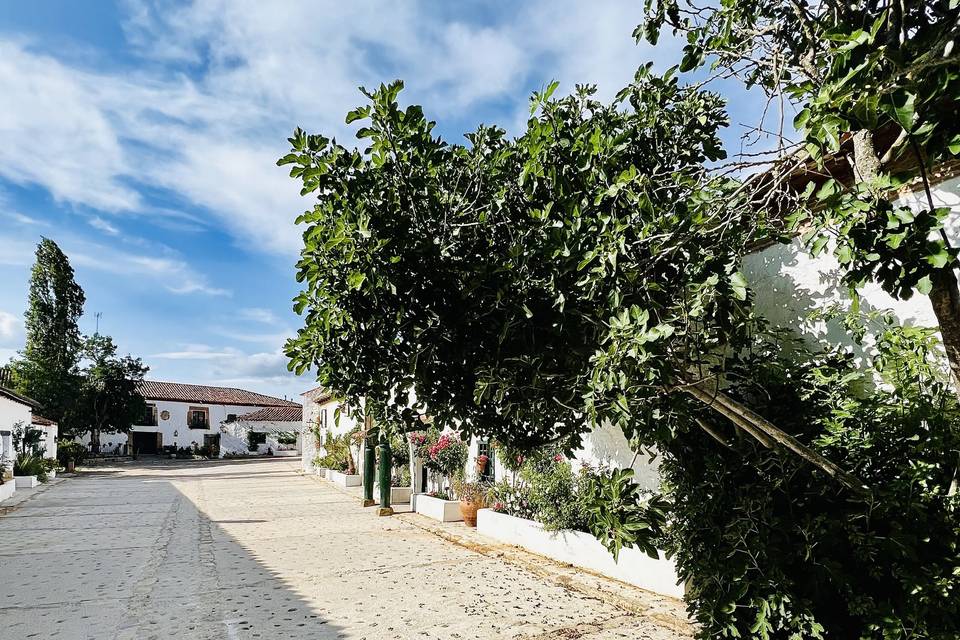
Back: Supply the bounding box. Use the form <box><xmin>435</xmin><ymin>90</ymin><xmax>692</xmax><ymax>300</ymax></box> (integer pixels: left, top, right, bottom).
<box><xmin>684</xmin><ymin>381</ymin><xmax>867</xmax><ymax>494</ymax></box>
<box><xmin>929</xmin><ymin>269</ymin><xmax>960</xmax><ymax>397</ymax></box>
<box><xmin>90</xmin><ymin>428</ymin><xmax>100</xmax><ymax>454</ymax></box>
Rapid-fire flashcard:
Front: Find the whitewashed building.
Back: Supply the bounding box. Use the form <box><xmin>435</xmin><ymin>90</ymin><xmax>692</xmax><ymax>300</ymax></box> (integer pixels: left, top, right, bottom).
<box><xmin>223</xmin><ymin>405</ymin><xmax>303</xmax><ymax>457</ymax></box>
<box><xmin>88</xmin><ymin>380</ymin><xmax>300</xmax><ymax>456</ymax></box>
<box><xmin>0</xmin><ymin>385</ymin><xmax>37</xmax><ymax>491</ymax></box>
<box><xmin>30</xmin><ymin>414</ymin><xmax>58</xmax><ymax>462</ymax></box>
<box><xmin>299</xmin><ymin>387</ymin><xmax>359</xmax><ymax>473</ymax></box>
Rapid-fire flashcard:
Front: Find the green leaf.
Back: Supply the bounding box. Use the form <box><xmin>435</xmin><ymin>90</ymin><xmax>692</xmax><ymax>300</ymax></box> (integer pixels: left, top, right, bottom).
<box><xmin>916</xmin><ymin>275</ymin><xmax>933</xmax><ymax>295</ymax></box>
<box><xmin>729</xmin><ymin>271</ymin><xmax>748</xmax><ymax>301</ymax></box>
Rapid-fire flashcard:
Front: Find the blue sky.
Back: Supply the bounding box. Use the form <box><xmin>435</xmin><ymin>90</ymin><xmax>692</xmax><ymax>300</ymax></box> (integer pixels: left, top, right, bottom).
<box><xmin>0</xmin><ymin>1</ymin><xmax>765</xmax><ymax>400</ymax></box>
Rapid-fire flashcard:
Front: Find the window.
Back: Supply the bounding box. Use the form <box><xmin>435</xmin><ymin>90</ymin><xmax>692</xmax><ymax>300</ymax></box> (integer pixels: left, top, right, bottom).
<box><xmin>187</xmin><ymin>407</ymin><xmax>209</xmax><ymax>429</ymax></box>
<box><xmin>477</xmin><ymin>440</ymin><xmax>495</xmax><ymax>482</ymax></box>
<box><xmin>143</xmin><ymin>404</ymin><xmax>158</xmax><ymax>426</ymax></box>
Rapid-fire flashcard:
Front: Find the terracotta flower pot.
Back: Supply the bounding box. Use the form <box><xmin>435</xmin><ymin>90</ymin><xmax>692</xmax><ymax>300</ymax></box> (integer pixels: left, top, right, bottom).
<box><xmin>66</xmin><ymin>460</ymin><xmax>75</xmax><ymax>473</ymax></box>
<box><xmin>459</xmin><ymin>499</ymin><xmax>482</xmax><ymax>527</ymax></box>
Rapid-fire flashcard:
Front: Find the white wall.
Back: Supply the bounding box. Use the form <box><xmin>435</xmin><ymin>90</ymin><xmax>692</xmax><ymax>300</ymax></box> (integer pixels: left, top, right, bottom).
<box><xmin>462</xmin><ymin>423</ymin><xmax>661</xmax><ymax>492</ymax></box>
<box><xmin>744</xmin><ymin>177</ymin><xmax>960</xmax><ymax>355</ymax></box>
<box><xmin>300</xmin><ymin>397</ymin><xmax>358</xmax><ymax>473</ymax></box>
<box><xmin>79</xmin><ymin>399</ymin><xmax>290</xmax><ymax>452</ymax></box>
<box><xmin>0</xmin><ymin>396</ymin><xmax>31</xmax><ymax>472</ymax></box>
<box><xmin>226</xmin><ymin>419</ymin><xmax>301</xmax><ymax>456</ymax></box>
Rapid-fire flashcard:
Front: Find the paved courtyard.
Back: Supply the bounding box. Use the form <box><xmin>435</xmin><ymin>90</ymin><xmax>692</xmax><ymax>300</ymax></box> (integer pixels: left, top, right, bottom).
<box><xmin>0</xmin><ymin>459</ymin><xmax>690</xmax><ymax>639</ymax></box>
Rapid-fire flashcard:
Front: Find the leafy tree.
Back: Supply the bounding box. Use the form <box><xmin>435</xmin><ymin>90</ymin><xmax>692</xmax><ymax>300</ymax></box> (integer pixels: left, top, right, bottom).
<box><xmin>76</xmin><ymin>334</ymin><xmax>148</xmax><ymax>453</ymax></box>
<box><xmin>282</xmin><ymin>72</ymin><xmax>860</xmax><ymax>489</ymax></box>
<box><xmin>658</xmin><ymin>324</ymin><xmax>960</xmax><ymax>639</ymax></box>
<box><xmin>9</xmin><ymin>238</ymin><xmax>85</xmax><ymax>429</ymax></box>
<box><xmin>641</xmin><ymin>0</ymin><xmax>960</xmax><ymax>391</ymax></box>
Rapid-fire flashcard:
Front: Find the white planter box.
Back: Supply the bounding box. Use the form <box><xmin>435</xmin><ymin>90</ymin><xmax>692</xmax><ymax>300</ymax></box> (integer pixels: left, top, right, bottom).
<box><xmin>315</xmin><ymin>467</ymin><xmax>328</xmax><ymax>478</ymax></box>
<box><xmin>476</xmin><ymin>509</ymin><xmax>683</xmax><ymax>599</ymax></box>
<box><xmin>414</xmin><ymin>494</ymin><xmax>462</xmax><ymax>522</ymax></box>
<box><xmin>0</xmin><ymin>482</ymin><xmax>15</xmax><ymax>502</ymax></box>
<box><xmin>273</xmin><ymin>450</ymin><xmax>298</xmax><ymax>457</ymax></box>
<box><xmin>47</xmin><ymin>469</ymin><xmax>56</xmax><ymax>480</ymax></box>
<box><xmin>328</xmin><ymin>470</ymin><xmax>362</xmax><ymax>487</ymax></box>
<box><xmin>375</xmin><ymin>485</ymin><xmax>412</xmax><ymax>503</ymax></box>
<box><xmin>14</xmin><ymin>475</ymin><xmax>39</xmax><ymax>489</ymax></box>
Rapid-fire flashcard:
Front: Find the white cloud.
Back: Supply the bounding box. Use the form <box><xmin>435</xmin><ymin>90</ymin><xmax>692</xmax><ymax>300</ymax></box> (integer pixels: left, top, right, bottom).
<box><xmin>0</xmin><ymin>42</ymin><xmax>141</xmax><ymax>212</ymax></box>
<box><xmin>238</xmin><ymin>307</ymin><xmax>279</xmax><ymax>325</ymax></box>
<box><xmin>0</xmin><ymin>1</ymin><xmax>684</xmax><ymax>260</ymax></box>
<box><xmin>0</xmin><ymin>310</ymin><xmax>20</xmax><ymax>341</ymax></box>
<box><xmin>150</xmin><ymin>346</ymin><xmax>238</xmax><ymax>360</ymax></box>
<box><xmin>89</xmin><ymin>216</ymin><xmax>120</xmax><ymax>236</ymax></box>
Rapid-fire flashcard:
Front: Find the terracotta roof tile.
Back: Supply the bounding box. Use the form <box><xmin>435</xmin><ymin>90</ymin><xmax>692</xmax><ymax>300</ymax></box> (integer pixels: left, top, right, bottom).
<box><xmin>301</xmin><ymin>386</ymin><xmax>335</xmax><ymax>403</ymax></box>
<box><xmin>235</xmin><ymin>406</ymin><xmax>303</xmax><ymax>422</ymax></box>
<box><xmin>137</xmin><ymin>380</ymin><xmax>298</xmax><ymax>407</ymax></box>
<box><xmin>31</xmin><ymin>414</ymin><xmax>57</xmax><ymax>426</ymax></box>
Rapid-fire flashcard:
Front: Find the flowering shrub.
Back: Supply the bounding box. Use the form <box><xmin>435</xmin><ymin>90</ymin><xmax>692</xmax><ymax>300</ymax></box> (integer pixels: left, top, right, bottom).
<box><xmin>487</xmin><ymin>445</ymin><xmax>605</xmax><ymax>532</ymax></box>
<box><xmin>488</xmin><ymin>480</ymin><xmax>535</xmax><ymax>520</ymax></box>
<box><xmin>425</xmin><ymin>432</ymin><xmax>468</xmax><ymax>476</ymax></box>
<box><xmin>408</xmin><ymin>428</ymin><xmax>438</xmax><ymax>461</ymax></box>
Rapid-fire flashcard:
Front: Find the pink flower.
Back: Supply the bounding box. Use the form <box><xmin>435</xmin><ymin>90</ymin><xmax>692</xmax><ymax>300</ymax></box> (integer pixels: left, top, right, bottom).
<box><xmin>493</xmin><ymin>502</ymin><xmax>505</xmax><ymax>512</ymax></box>
<box><xmin>516</xmin><ymin>455</ymin><xmax>524</xmax><ymax>465</ymax></box>
<box><xmin>554</xmin><ymin>454</ymin><xmax>563</xmax><ymax>463</ymax></box>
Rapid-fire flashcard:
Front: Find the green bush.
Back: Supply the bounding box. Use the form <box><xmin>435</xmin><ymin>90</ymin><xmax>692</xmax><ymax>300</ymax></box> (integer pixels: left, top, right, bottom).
<box><xmin>487</xmin><ymin>445</ymin><xmax>604</xmax><ymax>533</ymax></box>
<box><xmin>57</xmin><ymin>441</ymin><xmax>88</xmax><ymax>467</ymax></box>
<box><xmin>13</xmin><ymin>454</ymin><xmax>48</xmax><ymax>482</ymax></box>
<box><xmin>656</xmin><ymin>328</ymin><xmax>960</xmax><ymax>639</ymax></box>
<box><xmin>317</xmin><ymin>428</ymin><xmax>357</xmax><ymax>472</ymax></box>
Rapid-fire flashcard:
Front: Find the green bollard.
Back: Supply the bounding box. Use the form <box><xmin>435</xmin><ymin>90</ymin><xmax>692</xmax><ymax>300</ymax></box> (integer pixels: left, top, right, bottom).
<box><xmin>362</xmin><ymin>425</ymin><xmax>377</xmax><ymax>507</ymax></box>
<box><xmin>376</xmin><ymin>430</ymin><xmax>393</xmax><ymax>516</ymax></box>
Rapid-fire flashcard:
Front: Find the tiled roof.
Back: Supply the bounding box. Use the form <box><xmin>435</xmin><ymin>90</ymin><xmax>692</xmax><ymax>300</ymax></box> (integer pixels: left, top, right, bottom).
<box><xmin>301</xmin><ymin>386</ymin><xmax>334</xmax><ymax>403</ymax></box>
<box><xmin>137</xmin><ymin>380</ymin><xmax>298</xmax><ymax>407</ymax></box>
<box><xmin>31</xmin><ymin>414</ymin><xmax>57</xmax><ymax>426</ymax></box>
<box><xmin>0</xmin><ymin>385</ymin><xmax>40</xmax><ymax>409</ymax></box>
<box><xmin>235</xmin><ymin>405</ymin><xmax>303</xmax><ymax>423</ymax></box>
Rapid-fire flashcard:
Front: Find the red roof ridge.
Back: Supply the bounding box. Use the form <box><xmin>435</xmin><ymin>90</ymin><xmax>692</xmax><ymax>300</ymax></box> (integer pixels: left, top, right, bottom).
<box><xmin>137</xmin><ymin>380</ymin><xmax>299</xmax><ymax>407</ymax></box>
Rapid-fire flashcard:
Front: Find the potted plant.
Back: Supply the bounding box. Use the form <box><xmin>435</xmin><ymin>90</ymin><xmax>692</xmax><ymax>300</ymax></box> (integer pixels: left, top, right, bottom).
<box><xmin>475</xmin><ymin>453</ymin><xmax>489</xmax><ymax>476</ymax></box>
<box><xmin>453</xmin><ymin>475</ymin><xmax>487</xmax><ymax>527</ymax></box>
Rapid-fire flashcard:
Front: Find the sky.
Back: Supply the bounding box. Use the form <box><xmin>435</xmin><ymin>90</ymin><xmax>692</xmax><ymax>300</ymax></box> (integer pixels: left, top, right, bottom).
<box><xmin>0</xmin><ymin>1</ymin><xmax>765</xmax><ymax>401</ymax></box>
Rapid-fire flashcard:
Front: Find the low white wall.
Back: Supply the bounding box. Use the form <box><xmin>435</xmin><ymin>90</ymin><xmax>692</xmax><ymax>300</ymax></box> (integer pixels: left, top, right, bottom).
<box><xmin>0</xmin><ymin>481</ymin><xmax>15</xmax><ymax>502</ymax></box>
<box><xmin>414</xmin><ymin>494</ymin><xmax>462</xmax><ymax>522</ymax></box>
<box><xmin>477</xmin><ymin>508</ymin><xmax>683</xmax><ymax>599</ymax></box>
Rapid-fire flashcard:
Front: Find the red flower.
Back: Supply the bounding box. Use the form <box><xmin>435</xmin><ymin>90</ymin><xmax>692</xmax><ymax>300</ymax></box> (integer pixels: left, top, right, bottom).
<box><xmin>553</xmin><ymin>454</ymin><xmax>563</xmax><ymax>463</ymax></box>
<box><xmin>493</xmin><ymin>502</ymin><xmax>505</xmax><ymax>512</ymax></box>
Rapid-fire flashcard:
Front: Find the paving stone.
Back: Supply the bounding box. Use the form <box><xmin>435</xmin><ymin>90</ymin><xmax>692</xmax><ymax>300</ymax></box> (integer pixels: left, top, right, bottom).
<box><xmin>0</xmin><ymin>458</ymin><xmax>691</xmax><ymax>639</ymax></box>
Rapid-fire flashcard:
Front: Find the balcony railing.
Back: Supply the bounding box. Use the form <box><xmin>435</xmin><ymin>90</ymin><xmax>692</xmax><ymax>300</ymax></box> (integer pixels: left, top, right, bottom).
<box><xmin>141</xmin><ymin>415</ymin><xmax>158</xmax><ymax>427</ymax></box>
<box><xmin>188</xmin><ymin>418</ymin><xmax>209</xmax><ymax>429</ymax></box>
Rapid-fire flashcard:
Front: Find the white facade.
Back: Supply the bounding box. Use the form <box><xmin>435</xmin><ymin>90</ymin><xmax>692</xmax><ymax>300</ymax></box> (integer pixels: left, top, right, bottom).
<box><xmin>745</xmin><ymin>177</ymin><xmax>960</xmax><ymax>352</ymax></box>
<box><xmin>79</xmin><ymin>399</ymin><xmax>261</xmax><ymax>453</ymax></box>
<box><xmin>300</xmin><ymin>391</ymin><xmax>359</xmax><ymax>473</ymax></box>
<box><xmin>0</xmin><ymin>393</ymin><xmax>32</xmax><ymax>479</ymax></box>
<box><xmin>32</xmin><ymin>421</ymin><xmax>58</xmax><ymax>461</ymax></box>
<box><xmin>225</xmin><ymin>418</ymin><xmax>301</xmax><ymax>456</ymax></box>
<box><xmin>462</xmin><ymin>423</ymin><xmax>660</xmax><ymax>492</ymax></box>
